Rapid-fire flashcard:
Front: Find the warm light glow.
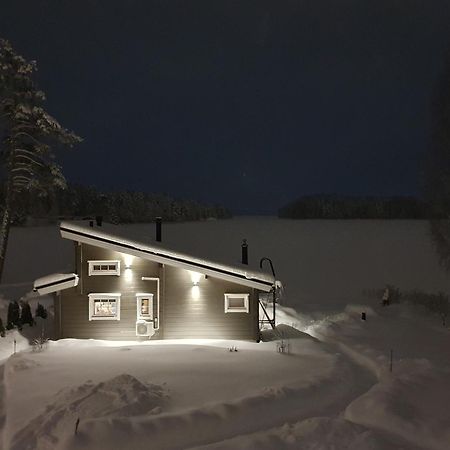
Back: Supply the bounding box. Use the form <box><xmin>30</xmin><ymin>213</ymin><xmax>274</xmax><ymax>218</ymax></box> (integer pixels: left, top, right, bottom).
<box><xmin>191</xmin><ymin>285</ymin><xmax>200</xmax><ymax>300</ymax></box>
<box><xmin>124</xmin><ymin>268</ymin><xmax>133</xmax><ymax>282</ymax></box>
<box><xmin>124</xmin><ymin>254</ymin><xmax>134</xmax><ymax>268</ymax></box>
<box><xmin>189</xmin><ymin>271</ymin><xmax>202</xmax><ymax>286</ymax></box>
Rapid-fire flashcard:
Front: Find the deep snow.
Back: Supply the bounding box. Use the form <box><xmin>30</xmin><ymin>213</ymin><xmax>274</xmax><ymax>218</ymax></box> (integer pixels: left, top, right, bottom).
<box><xmin>0</xmin><ymin>217</ymin><xmax>449</xmax><ymax>449</ymax></box>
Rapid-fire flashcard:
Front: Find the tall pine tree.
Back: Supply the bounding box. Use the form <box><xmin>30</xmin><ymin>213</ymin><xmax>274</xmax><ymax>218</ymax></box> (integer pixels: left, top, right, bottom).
<box><xmin>0</xmin><ymin>39</ymin><xmax>81</xmax><ymax>280</ymax></box>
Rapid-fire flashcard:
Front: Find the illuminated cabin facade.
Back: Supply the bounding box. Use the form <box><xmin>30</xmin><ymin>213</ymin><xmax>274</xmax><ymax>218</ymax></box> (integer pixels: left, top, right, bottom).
<box><xmin>34</xmin><ymin>221</ymin><xmax>276</xmax><ymax>341</ymax></box>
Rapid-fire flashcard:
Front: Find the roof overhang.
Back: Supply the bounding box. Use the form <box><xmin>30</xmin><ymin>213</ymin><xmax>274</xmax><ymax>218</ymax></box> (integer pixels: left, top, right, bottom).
<box><xmin>34</xmin><ymin>273</ymin><xmax>79</xmax><ymax>295</ymax></box>
<box><xmin>60</xmin><ymin>222</ymin><xmax>275</xmax><ymax>292</ymax></box>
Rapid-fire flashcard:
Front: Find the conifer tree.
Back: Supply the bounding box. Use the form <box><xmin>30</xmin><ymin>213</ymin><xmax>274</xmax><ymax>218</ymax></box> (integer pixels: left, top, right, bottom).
<box><xmin>0</xmin><ymin>39</ymin><xmax>81</xmax><ymax>280</ymax></box>
<box><xmin>0</xmin><ymin>317</ymin><xmax>5</xmax><ymax>337</ymax></box>
<box><xmin>6</xmin><ymin>300</ymin><xmax>20</xmax><ymax>329</ymax></box>
<box><xmin>20</xmin><ymin>300</ymin><xmax>34</xmax><ymax>326</ymax></box>
<box><xmin>35</xmin><ymin>302</ymin><xmax>47</xmax><ymax>320</ymax></box>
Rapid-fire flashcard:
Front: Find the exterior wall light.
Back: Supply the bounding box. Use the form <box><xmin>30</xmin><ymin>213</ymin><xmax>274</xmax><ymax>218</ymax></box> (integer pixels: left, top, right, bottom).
<box><xmin>191</xmin><ymin>285</ymin><xmax>200</xmax><ymax>300</ymax></box>
<box><xmin>124</xmin><ymin>254</ymin><xmax>134</xmax><ymax>268</ymax></box>
<box><xmin>189</xmin><ymin>271</ymin><xmax>202</xmax><ymax>286</ymax></box>
<box><xmin>124</xmin><ymin>268</ymin><xmax>133</xmax><ymax>282</ymax></box>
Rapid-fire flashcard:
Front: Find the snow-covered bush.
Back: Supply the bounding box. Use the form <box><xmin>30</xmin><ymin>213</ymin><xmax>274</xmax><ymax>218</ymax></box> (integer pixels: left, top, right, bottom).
<box><xmin>6</xmin><ymin>301</ymin><xmax>21</xmax><ymax>330</ymax></box>
<box><xmin>31</xmin><ymin>332</ymin><xmax>48</xmax><ymax>352</ymax></box>
<box><xmin>0</xmin><ymin>316</ymin><xmax>5</xmax><ymax>337</ymax></box>
<box><xmin>35</xmin><ymin>303</ymin><xmax>48</xmax><ymax>320</ymax></box>
<box><xmin>364</xmin><ymin>285</ymin><xmax>449</xmax><ymax>326</ymax></box>
<box><xmin>20</xmin><ymin>301</ymin><xmax>34</xmax><ymax>327</ymax></box>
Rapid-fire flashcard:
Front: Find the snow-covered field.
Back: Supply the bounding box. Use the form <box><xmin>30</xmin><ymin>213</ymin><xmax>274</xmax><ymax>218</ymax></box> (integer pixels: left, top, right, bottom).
<box><xmin>0</xmin><ymin>217</ymin><xmax>449</xmax><ymax>449</ymax></box>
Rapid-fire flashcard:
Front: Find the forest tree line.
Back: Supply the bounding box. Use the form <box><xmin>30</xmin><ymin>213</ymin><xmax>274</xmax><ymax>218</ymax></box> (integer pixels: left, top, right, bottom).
<box><xmin>278</xmin><ymin>195</ymin><xmax>440</xmax><ymax>219</ymax></box>
<box><xmin>1</xmin><ymin>184</ymin><xmax>232</xmax><ymax>225</ymax></box>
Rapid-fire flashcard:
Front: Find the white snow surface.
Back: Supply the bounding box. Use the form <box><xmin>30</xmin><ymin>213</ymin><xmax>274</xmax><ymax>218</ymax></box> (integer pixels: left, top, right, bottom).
<box><xmin>0</xmin><ymin>218</ymin><xmax>449</xmax><ymax>449</ymax></box>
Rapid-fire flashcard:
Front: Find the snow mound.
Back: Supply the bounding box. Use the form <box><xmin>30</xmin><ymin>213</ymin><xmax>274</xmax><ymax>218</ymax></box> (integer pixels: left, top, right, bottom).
<box><xmin>345</xmin><ymin>360</ymin><xmax>450</xmax><ymax>450</ymax></box>
<box><xmin>260</xmin><ymin>324</ymin><xmax>317</xmax><ymax>342</ymax></box>
<box><xmin>193</xmin><ymin>417</ymin><xmax>413</xmax><ymax>450</ymax></box>
<box><xmin>10</xmin><ymin>374</ymin><xmax>169</xmax><ymax>450</ymax></box>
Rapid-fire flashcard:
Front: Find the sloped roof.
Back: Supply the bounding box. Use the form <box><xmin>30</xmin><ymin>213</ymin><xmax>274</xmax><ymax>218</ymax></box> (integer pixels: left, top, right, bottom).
<box><xmin>60</xmin><ymin>221</ymin><xmax>276</xmax><ymax>292</ymax></box>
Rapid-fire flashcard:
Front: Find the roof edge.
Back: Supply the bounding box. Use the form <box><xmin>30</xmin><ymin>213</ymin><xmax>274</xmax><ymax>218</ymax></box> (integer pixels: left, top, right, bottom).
<box><xmin>60</xmin><ymin>221</ymin><xmax>276</xmax><ymax>292</ymax></box>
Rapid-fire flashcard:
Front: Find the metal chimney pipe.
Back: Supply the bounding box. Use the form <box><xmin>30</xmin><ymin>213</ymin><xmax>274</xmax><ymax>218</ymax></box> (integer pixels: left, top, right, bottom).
<box><xmin>156</xmin><ymin>217</ymin><xmax>162</xmax><ymax>242</ymax></box>
<box><xmin>241</xmin><ymin>239</ymin><xmax>248</xmax><ymax>265</ymax></box>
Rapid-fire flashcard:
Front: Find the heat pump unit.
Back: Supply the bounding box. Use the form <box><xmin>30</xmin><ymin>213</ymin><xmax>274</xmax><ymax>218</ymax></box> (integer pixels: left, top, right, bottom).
<box><xmin>136</xmin><ymin>320</ymin><xmax>154</xmax><ymax>337</ymax></box>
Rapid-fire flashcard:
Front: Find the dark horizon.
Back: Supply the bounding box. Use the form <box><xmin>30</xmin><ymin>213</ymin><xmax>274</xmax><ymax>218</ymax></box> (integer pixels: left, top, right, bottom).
<box><xmin>2</xmin><ymin>1</ymin><xmax>450</xmax><ymax>214</ymax></box>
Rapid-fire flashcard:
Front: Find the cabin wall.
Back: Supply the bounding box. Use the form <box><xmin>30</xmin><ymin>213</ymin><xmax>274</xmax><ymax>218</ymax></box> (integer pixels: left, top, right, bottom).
<box><xmin>163</xmin><ymin>266</ymin><xmax>259</xmax><ymax>340</ymax></box>
<box><xmin>60</xmin><ymin>243</ymin><xmax>161</xmax><ymax>340</ymax></box>
<box><xmin>60</xmin><ymin>243</ymin><xmax>260</xmax><ymax>341</ymax></box>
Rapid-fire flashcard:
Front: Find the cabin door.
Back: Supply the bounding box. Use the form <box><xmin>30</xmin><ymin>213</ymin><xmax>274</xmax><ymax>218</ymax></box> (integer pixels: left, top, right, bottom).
<box><xmin>140</xmin><ymin>277</ymin><xmax>160</xmax><ymax>331</ymax></box>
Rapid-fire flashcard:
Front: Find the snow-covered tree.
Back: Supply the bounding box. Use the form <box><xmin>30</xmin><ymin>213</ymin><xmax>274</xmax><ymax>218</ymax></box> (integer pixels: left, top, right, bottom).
<box><xmin>6</xmin><ymin>300</ymin><xmax>20</xmax><ymax>329</ymax></box>
<box><xmin>20</xmin><ymin>300</ymin><xmax>34</xmax><ymax>327</ymax></box>
<box><xmin>35</xmin><ymin>302</ymin><xmax>48</xmax><ymax>320</ymax></box>
<box><xmin>0</xmin><ymin>317</ymin><xmax>5</xmax><ymax>337</ymax></box>
<box><xmin>0</xmin><ymin>39</ymin><xmax>81</xmax><ymax>280</ymax></box>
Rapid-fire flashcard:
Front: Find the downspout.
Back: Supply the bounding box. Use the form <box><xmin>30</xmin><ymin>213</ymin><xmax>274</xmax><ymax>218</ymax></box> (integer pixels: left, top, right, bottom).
<box><xmin>79</xmin><ymin>243</ymin><xmax>84</xmax><ymax>295</ymax></box>
<box><xmin>141</xmin><ymin>276</ymin><xmax>160</xmax><ymax>330</ymax></box>
<box><xmin>58</xmin><ymin>291</ymin><xmax>62</xmax><ymax>339</ymax></box>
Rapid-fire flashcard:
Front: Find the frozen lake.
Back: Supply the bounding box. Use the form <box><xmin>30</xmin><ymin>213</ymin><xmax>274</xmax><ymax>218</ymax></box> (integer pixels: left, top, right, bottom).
<box><xmin>2</xmin><ymin>217</ymin><xmax>449</xmax><ymax>313</ymax></box>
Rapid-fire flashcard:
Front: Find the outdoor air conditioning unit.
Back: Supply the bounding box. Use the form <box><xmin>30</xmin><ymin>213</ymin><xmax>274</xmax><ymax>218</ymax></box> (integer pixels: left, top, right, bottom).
<box><xmin>136</xmin><ymin>320</ymin><xmax>154</xmax><ymax>337</ymax></box>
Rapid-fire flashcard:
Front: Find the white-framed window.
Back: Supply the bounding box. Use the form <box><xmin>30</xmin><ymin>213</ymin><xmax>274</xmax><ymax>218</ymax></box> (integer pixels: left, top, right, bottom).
<box><xmin>88</xmin><ymin>260</ymin><xmax>121</xmax><ymax>276</ymax></box>
<box><xmin>224</xmin><ymin>293</ymin><xmax>250</xmax><ymax>313</ymax></box>
<box><xmin>136</xmin><ymin>293</ymin><xmax>154</xmax><ymax>320</ymax></box>
<box><xmin>88</xmin><ymin>293</ymin><xmax>121</xmax><ymax>320</ymax></box>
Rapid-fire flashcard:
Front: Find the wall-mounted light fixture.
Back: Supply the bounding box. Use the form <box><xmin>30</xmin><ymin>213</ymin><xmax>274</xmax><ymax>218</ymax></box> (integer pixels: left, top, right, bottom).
<box><xmin>123</xmin><ymin>255</ymin><xmax>134</xmax><ymax>282</ymax></box>
<box><xmin>124</xmin><ymin>255</ymin><xmax>134</xmax><ymax>269</ymax></box>
<box><xmin>189</xmin><ymin>271</ymin><xmax>202</xmax><ymax>286</ymax></box>
<box><xmin>191</xmin><ymin>285</ymin><xmax>200</xmax><ymax>300</ymax></box>
<box><xmin>124</xmin><ymin>268</ymin><xmax>133</xmax><ymax>282</ymax></box>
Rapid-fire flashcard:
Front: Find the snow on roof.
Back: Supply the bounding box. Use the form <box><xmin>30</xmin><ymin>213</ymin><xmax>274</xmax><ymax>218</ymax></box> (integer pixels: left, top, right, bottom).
<box><xmin>34</xmin><ymin>273</ymin><xmax>79</xmax><ymax>295</ymax></box>
<box><xmin>59</xmin><ymin>221</ymin><xmax>276</xmax><ymax>292</ymax></box>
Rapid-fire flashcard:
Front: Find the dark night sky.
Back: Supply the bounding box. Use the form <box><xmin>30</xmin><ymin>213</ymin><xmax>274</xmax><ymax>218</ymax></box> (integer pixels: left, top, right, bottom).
<box><xmin>1</xmin><ymin>1</ymin><xmax>450</xmax><ymax>214</ymax></box>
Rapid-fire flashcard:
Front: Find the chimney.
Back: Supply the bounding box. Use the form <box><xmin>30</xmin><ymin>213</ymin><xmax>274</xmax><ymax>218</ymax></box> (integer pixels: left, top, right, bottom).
<box><xmin>95</xmin><ymin>216</ymin><xmax>103</xmax><ymax>227</ymax></box>
<box><xmin>156</xmin><ymin>217</ymin><xmax>162</xmax><ymax>242</ymax></box>
<box><xmin>241</xmin><ymin>239</ymin><xmax>248</xmax><ymax>265</ymax></box>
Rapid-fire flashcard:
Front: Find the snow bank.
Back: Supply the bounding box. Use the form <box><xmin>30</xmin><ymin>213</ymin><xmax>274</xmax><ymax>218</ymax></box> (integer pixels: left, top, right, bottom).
<box><xmin>61</xmin><ymin>361</ymin><xmax>361</xmax><ymax>450</ymax></box>
<box><xmin>192</xmin><ymin>417</ymin><xmax>416</xmax><ymax>450</ymax></box>
<box><xmin>0</xmin><ymin>330</ymin><xmax>29</xmax><ymax>362</ymax></box>
<box><xmin>9</xmin><ymin>374</ymin><xmax>169</xmax><ymax>450</ymax></box>
<box><xmin>260</xmin><ymin>324</ymin><xmax>317</xmax><ymax>342</ymax></box>
<box><xmin>345</xmin><ymin>360</ymin><xmax>450</xmax><ymax>450</ymax></box>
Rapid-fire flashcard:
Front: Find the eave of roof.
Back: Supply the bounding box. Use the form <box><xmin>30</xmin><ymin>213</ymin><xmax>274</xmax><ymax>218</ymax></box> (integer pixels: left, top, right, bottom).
<box><xmin>33</xmin><ymin>273</ymin><xmax>79</xmax><ymax>295</ymax></box>
<box><xmin>60</xmin><ymin>221</ymin><xmax>275</xmax><ymax>292</ymax></box>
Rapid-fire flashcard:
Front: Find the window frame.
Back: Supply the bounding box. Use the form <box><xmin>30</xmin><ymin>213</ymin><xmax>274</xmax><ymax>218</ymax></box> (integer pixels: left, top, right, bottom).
<box><xmin>136</xmin><ymin>293</ymin><xmax>154</xmax><ymax>320</ymax></box>
<box><xmin>88</xmin><ymin>293</ymin><xmax>121</xmax><ymax>321</ymax></box>
<box><xmin>88</xmin><ymin>260</ymin><xmax>121</xmax><ymax>276</ymax></box>
<box><xmin>224</xmin><ymin>293</ymin><xmax>250</xmax><ymax>313</ymax></box>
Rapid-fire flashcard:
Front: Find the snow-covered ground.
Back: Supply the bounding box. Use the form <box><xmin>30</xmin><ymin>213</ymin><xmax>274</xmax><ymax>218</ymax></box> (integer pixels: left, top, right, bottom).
<box><xmin>0</xmin><ymin>218</ymin><xmax>449</xmax><ymax>449</ymax></box>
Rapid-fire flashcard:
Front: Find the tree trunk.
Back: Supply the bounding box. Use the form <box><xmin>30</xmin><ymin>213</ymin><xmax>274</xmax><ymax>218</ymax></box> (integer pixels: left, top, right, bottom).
<box><xmin>0</xmin><ymin>182</ymin><xmax>12</xmax><ymax>282</ymax></box>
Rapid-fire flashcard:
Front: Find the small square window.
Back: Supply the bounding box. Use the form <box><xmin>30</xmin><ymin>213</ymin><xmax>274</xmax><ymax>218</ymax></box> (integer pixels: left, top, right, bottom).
<box><xmin>224</xmin><ymin>293</ymin><xmax>249</xmax><ymax>313</ymax></box>
<box><xmin>88</xmin><ymin>260</ymin><xmax>120</xmax><ymax>276</ymax></box>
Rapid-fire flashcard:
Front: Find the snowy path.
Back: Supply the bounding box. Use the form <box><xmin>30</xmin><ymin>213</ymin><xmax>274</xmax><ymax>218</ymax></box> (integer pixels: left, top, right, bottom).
<box><xmin>62</xmin><ymin>349</ymin><xmax>376</xmax><ymax>450</ymax></box>
<box><xmin>0</xmin><ymin>336</ymin><xmax>380</xmax><ymax>450</ymax></box>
